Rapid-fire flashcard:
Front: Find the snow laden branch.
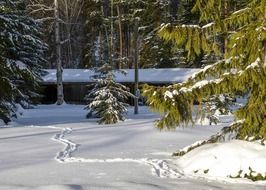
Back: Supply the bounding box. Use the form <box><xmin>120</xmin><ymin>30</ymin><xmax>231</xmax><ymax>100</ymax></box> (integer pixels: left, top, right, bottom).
<box><xmin>173</xmin><ymin>120</ymin><xmax>244</xmax><ymax>156</ymax></box>
<box><xmin>158</xmin><ymin>0</ymin><xmax>265</xmax><ymax>61</ymax></box>
<box><xmin>0</xmin><ymin>1</ymin><xmax>46</xmax><ymax>122</ymax></box>
<box><xmin>143</xmin><ymin>58</ymin><xmax>266</xmax><ymax>139</ymax></box>
<box><xmin>145</xmin><ymin>0</ymin><xmax>266</xmax><ymax>141</ymax></box>
<box><xmin>158</xmin><ymin>24</ymin><xmax>216</xmax><ymax>59</ymax></box>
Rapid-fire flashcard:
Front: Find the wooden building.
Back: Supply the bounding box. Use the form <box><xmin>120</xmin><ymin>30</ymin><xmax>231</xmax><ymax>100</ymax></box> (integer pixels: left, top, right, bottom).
<box><xmin>40</xmin><ymin>68</ymin><xmax>199</xmax><ymax>104</ymax></box>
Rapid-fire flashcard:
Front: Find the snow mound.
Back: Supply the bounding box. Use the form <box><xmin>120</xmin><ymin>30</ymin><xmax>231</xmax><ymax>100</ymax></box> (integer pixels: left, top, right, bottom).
<box><xmin>175</xmin><ymin>140</ymin><xmax>266</xmax><ymax>181</ymax></box>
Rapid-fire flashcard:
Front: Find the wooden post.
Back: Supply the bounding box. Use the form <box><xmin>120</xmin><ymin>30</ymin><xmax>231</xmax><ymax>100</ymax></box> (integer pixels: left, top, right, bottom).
<box><xmin>55</xmin><ymin>0</ymin><xmax>64</xmax><ymax>105</ymax></box>
<box><xmin>133</xmin><ymin>18</ymin><xmax>139</xmax><ymax>114</ymax></box>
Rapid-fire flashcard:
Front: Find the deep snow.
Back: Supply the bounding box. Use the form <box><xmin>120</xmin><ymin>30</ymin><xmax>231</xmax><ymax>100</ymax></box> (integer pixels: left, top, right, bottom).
<box><xmin>0</xmin><ymin>104</ymin><xmax>265</xmax><ymax>190</ymax></box>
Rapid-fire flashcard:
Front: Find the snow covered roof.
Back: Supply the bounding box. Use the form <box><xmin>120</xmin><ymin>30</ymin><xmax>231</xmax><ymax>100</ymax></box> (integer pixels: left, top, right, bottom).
<box><xmin>42</xmin><ymin>68</ymin><xmax>200</xmax><ymax>84</ymax></box>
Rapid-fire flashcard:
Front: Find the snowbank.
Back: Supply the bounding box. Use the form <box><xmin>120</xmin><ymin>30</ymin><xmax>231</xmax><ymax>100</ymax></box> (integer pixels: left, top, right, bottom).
<box><xmin>175</xmin><ymin>140</ymin><xmax>266</xmax><ymax>181</ymax></box>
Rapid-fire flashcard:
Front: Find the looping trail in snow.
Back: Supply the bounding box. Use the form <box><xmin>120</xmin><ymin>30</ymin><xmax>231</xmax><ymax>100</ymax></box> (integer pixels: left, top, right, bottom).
<box><xmin>52</xmin><ymin>127</ymin><xmax>79</xmax><ymax>163</ymax></box>
<box><xmin>52</xmin><ymin>127</ymin><xmax>183</xmax><ymax>179</ymax></box>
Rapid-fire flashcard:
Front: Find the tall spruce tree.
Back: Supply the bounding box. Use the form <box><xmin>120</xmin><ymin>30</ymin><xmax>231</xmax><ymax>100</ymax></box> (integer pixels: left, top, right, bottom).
<box><xmin>143</xmin><ymin>0</ymin><xmax>266</xmax><ymax>140</ymax></box>
<box><xmin>85</xmin><ymin>63</ymin><xmax>134</xmax><ymax>124</ymax></box>
<box><xmin>0</xmin><ymin>0</ymin><xmax>46</xmax><ymax>123</ymax></box>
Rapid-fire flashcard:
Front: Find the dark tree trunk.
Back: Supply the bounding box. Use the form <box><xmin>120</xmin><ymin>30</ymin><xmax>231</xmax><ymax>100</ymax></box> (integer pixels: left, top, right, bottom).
<box><xmin>169</xmin><ymin>0</ymin><xmax>180</xmax><ymax>21</ymax></box>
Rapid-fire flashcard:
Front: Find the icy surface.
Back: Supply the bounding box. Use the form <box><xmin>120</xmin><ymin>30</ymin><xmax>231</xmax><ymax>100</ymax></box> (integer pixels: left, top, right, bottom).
<box><xmin>0</xmin><ymin>104</ymin><xmax>265</xmax><ymax>190</ymax></box>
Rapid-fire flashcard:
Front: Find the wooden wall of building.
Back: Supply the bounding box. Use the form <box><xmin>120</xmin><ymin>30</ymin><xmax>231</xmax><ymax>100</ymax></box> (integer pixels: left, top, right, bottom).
<box><xmin>41</xmin><ymin>83</ymin><xmax>88</xmax><ymax>104</ymax></box>
<box><xmin>40</xmin><ymin>83</ymin><xmax>167</xmax><ymax>105</ymax></box>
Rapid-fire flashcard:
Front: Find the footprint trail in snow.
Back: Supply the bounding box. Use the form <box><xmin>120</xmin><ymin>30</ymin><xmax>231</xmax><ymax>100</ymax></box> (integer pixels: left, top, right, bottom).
<box><xmin>52</xmin><ymin>127</ymin><xmax>183</xmax><ymax>179</ymax></box>
<box><xmin>52</xmin><ymin>127</ymin><xmax>79</xmax><ymax>163</ymax></box>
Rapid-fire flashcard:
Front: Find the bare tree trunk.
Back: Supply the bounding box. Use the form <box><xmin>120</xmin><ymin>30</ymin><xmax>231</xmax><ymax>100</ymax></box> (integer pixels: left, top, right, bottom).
<box><xmin>67</xmin><ymin>24</ymin><xmax>73</xmax><ymax>67</ymax></box>
<box><xmin>124</xmin><ymin>25</ymin><xmax>130</xmax><ymax>68</ymax></box>
<box><xmin>99</xmin><ymin>30</ymin><xmax>102</xmax><ymax>66</ymax></box>
<box><xmin>101</xmin><ymin>3</ymin><xmax>110</xmax><ymax>62</ymax></box>
<box><xmin>169</xmin><ymin>0</ymin><xmax>180</xmax><ymax>21</ymax></box>
<box><xmin>55</xmin><ymin>0</ymin><xmax>64</xmax><ymax>105</ymax></box>
<box><xmin>27</xmin><ymin>0</ymin><xmax>84</xmax><ymax>69</ymax></box>
<box><xmin>65</xmin><ymin>0</ymin><xmax>72</xmax><ymax>68</ymax></box>
<box><xmin>117</xmin><ymin>4</ymin><xmax>123</xmax><ymax>69</ymax></box>
<box><xmin>110</xmin><ymin>0</ymin><xmax>114</xmax><ymax>65</ymax></box>
<box><xmin>125</xmin><ymin>25</ymin><xmax>132</xmax><ymax>69</ymax></box>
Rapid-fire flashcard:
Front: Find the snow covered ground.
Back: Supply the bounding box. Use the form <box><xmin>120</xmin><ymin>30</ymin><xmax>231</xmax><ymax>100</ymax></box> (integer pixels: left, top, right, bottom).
<box><xmin>175</xmin><ymin>140</ymin><xmax>266</xmax><ymax>182</ymax></box>
<box><xmin>0</xmin><ymin>104</ymin><xmax>265</xmax><ymax>190</ymax></box>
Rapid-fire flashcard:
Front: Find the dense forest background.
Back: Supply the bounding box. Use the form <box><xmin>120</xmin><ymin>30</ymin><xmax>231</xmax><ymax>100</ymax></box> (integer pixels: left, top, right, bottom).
<box><xmin>26</xmin><ymin>0</ymin><xmax>202</xmax><ymax>70</ymax></box>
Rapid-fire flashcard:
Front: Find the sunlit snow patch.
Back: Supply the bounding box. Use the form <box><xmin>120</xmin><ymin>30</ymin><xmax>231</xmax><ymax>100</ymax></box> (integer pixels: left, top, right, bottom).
<box><xmin>174</xmin><ymin>140</ymin><xmax>266</xmax><ymax>183</ymax></box>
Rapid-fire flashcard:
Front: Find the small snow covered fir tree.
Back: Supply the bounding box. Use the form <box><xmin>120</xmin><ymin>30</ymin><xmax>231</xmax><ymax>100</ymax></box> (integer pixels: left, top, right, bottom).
<box><xmin>0</xmin><ymin>0</ymin><xmax>46</xmax><ymax>123</ymax></box>
<box><xmin>196</xmin><ymin>94</ymin><xmax>235</xmax><ymax>125</ymax></box>
<box><xmin>143</xmin><ymin>0</ymin><xmax>266</xmax><ymax>140</ymax></box>
<box><xmin>85</xmin><ymin>63</ymin><xmax>134</xmax><ymax>124</ymax></box>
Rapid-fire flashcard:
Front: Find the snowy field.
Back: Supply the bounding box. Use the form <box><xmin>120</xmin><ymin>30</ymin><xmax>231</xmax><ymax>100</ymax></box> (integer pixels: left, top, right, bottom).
<box><xmin>0</xmin><ymin>104</ymin><xmax>265</xmax><ymax>190</ymax></box>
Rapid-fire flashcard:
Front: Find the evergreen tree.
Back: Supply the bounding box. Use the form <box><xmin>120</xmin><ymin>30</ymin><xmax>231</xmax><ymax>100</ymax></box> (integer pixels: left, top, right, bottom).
<box><xmin>85</xmin><ymin>63</ymin><xmax>134</xmax><ymax>124</ymax></box>
<box><xmin>0</xmin><ymin>56</ymin><xmax>16</xmax><ymax>123</ymax></box>
<box><xmin>0</xmin><ymin>0</ymin><xmax>46</xmax><ymax>123</ymax></box>
<box><xmin>83</xmin><ymin>0</ymin><xmax>194</xmax><ymax>69</ymax></box>
<box><xmin>196</xmin><ymin>94</ymin><xmax>235</xmax><ymax>125</ymax></box>
<box><xmin>143</xmin><ymin>0</ymin><xmax>266</xmax><ymax>140</ymax></box>
<box><xmin>138</xmin><ymin>0</ymin><xmax>179</xmax><ymax>68</ymax></box>
<box><xmin>83</xmin><ymin>0</ymin><xmax>110</xmax><ymax>68</ymax></box>
<box><xmin>139</xmin><ymin>0</ymin><xmax>204</xmax><ymax>68</ymax></box>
